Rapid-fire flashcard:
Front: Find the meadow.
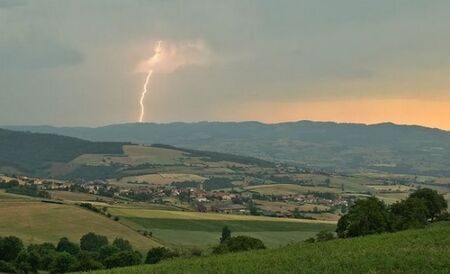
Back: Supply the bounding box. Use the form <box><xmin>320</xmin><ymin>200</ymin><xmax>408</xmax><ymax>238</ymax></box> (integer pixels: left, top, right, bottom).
<box><xmin>108</xmin><ymin>207</ymin><xmax>335</xmax><ymax>248</ymax></box>
<box><xmin>245</xmin><ymin>184</ymin><xmax>341</xmax><ymax>195</ymax></box>
<box><xmin>0</xmin><ymin>200</ymin><xmax>160</xmax><ymax>252</ymax></box>
<box><xmin>86</xmin><ymin>222</ymin><xmax>450</xmax><ymax>274</ymax></box>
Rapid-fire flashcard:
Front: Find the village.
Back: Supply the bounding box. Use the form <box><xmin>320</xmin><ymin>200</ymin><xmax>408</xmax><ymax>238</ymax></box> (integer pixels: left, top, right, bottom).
<box><xmin>1</xmin><ymin>173</ymin><xmax>350</xmax><ymax>220</ymax></box>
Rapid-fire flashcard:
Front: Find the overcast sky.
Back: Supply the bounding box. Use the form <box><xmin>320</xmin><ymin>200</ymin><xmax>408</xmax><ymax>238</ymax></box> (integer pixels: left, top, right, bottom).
<box><xmin>1</xmin><ymin>0</ymin><xmax>450</xmax><ymax>129</ymax></box>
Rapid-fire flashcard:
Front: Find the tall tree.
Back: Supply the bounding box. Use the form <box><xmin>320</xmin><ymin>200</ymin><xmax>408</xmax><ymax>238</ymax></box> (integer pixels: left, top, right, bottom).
<box><xmin>220</xmin><ymin>226</ymin><xmax>232</xmax><ymax>243</ymax></box>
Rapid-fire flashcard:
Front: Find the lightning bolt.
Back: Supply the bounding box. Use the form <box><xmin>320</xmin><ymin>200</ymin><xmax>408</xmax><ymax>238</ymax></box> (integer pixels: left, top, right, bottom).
<box><xmin>139</xmin><ymin>41</ymin><xmax>162</xmax><ymax>123</ymax></box>
<box><xmin>139</xmin><ymin>70</ymin><xmax>153</xmax><ymax>123</ymax></box>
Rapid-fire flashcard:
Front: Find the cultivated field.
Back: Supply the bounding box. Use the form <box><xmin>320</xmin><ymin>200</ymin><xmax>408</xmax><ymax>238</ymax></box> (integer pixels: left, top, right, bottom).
<box><xmin>245</xmin><ymin>184</ymin><xmax>341</xmax><ymax>195</ymax></box>
<box><xmin>108</xmin><ymin>207</ymin><xmax>335</xmax><ymax>248</ymax></box>
<box><xmin>111</xmin><ymin>173</ymin><xmax>206</xmax><ymax>186</ymax></box>
<box><xmin>50</xmin><ymin>190</ymin><xmax>113</xmax><ymax>202</ymax></box>
<box><xmin>71</xmin><ymin>145</ymin><xmax>187</xmax><ymax>166</ymax></box>
<box><xmin>0</xmin><ymin>201</ymin><xmax>160</xmax><ymax>251</ymax></box>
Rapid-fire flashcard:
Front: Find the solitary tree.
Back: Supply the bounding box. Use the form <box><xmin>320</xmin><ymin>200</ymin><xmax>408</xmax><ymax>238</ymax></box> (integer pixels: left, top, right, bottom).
<box><xmin>220</xmin><ymin>226</ymin><xmax>231</xmax><ymax>243</ymax></box>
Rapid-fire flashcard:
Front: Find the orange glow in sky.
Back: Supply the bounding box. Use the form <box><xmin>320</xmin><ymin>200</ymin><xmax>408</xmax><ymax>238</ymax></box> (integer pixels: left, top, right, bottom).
<box><xmin>229</xmin><ymin>99</ymin><xmax>450</xmax><ymax>130</ymax></box>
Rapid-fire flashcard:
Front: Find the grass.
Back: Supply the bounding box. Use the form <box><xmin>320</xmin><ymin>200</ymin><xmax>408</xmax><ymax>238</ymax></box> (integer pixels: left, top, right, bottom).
<box><xmin>108</xmin><ymin>207</ymin><xmax>335</xmax><ymax>248</ymax></box>
<box><xmin>70</xmin><ymin>145</ymin><xmax>186</xmax><ymax>166</ymax></box>
<box><xmin>255</xmin><ymin>200</ymin><xmax>330</xmax><ymax>213</ymax></box>
<box><xmin>0</xmin><ymin>201</ymin><xmax>160</xmax><ymax>252</ymax></box>
<box><xmin>85</xmin><ymin>222</ymin><xmax>450</xmax><ymax>274</ymax></box>
<box><xmin>111</xmin><ymin>173</ymin><xmax>206</xmax><ymax>186</ymax></box>
<box><xmin>0</xmin><ymin>189</ymin><xmax>32</xmax><ymax>200</ymax></box>
<box><xmin>246</xmin><ymin>184</ymin><xmax>341</xmax><ymax>195</ymax></box>
<box><xmin>108</xmin><ymin>208</ymin><xmax>334</xmax><ymax>223</ymax></box>
<box><xmin>49</xmin><ymin>190</ymin><xmax>112</xmax><ymax>202</ymax></box>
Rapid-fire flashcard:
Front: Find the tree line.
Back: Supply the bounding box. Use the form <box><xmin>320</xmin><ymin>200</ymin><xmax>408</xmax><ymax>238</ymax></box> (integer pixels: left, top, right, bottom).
<box><xmin>336</xmin><ymin>188</ymin><xmax>448</xmax><ymax>238</ymax></box>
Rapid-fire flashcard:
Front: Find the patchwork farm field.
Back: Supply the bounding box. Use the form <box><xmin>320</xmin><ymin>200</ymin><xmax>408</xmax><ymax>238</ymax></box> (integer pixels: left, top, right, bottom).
<box><xmin>0</xmin><ymin>201</ymin><xmax>160</xmax><ymax>252</ymax></box>
<box><xmin>109</xmin><ymin>207</ymin><xmax>335</xmax><ymax>248</ymax></box>
<box><xmin>50</xmin><ymin>190</ymin><xmax>113</xmax><ymax>202</ymax></box>
<box><xmin>111</xmin><ymin>173</ymin><xmax>206</xmax><ymax>186</ymax></box>
<box><xmin>245</xmin><ymin>184</ymin><xmax>341</xmax><ymax>195</ymax></box>
<box><xmin>71</xmin><ymin>145</ymin><xmax>187</xmax><ymax>166</ymax></box>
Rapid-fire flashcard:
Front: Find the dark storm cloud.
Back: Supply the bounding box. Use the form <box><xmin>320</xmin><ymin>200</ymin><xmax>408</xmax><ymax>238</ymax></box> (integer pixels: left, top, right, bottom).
<box><xmin>0</xmin><ymin>39</ymin><xmax>83</xmax><ymax>70</ymax></box>
<box><xmin>0</xmin><ymin>0</ymin><xmax>27</xmax><ymax>9</ymax></box>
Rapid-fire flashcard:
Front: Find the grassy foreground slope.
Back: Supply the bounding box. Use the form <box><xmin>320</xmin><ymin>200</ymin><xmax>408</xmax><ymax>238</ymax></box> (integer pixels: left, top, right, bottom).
<box><xmin>88</xmin><ymin>222</ymin><xmax>450</xmax><ymax>274</ymax></box>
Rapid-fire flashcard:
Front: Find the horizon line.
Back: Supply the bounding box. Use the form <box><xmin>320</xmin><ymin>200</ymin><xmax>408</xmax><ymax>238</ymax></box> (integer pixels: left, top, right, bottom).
<box><xmin>2</xmin><ymin>119</ymin><xmax>449</xmax><ymax>132</ymax></box>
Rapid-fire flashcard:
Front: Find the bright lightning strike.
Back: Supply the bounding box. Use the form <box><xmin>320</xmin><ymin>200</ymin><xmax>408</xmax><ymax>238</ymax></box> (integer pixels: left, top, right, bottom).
<box><xmin>139</xmin><ymin>41</ymin><xmax>162</xmax><ymax>123</ymax></box>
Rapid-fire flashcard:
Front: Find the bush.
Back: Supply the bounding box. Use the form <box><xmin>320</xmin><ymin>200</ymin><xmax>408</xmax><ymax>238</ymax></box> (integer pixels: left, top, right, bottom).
<box><xmin>80</xmin><ymin>233</ymin><xmax>108</xmax><ymax>252</ymax></box>
<box><xmin>76</xmin><ymin>251</ymin><xmax>104</xmax><ymax>272</ymax></box>
<box><xmin>214</xmin><ymin>236</ymin><xmax>266</xmax><ymax>254</ymax></box>
<box><xmin>112</xmin><ymin>238</ymin><xmax>132</xmax><ymax>251</ymax></box>
<box><xmin>315</xmin><ymin>231</ymin><xmax>335</xmax><ymax>242</ymax></box>
<box><xmin>57</xmin><ymin>237</ymin><xmax>80</xmax><ymax>255</ymax></box>
<box><xmin>0</xmin><ymin>236</ymin><xmax>24</xmax><ymax>262</ymax></box>
<box><xmin>49</xmin><ymin>252</ymin><xmax>78</xmax><ymax>274</ymax></box>
<box><xmin>0</xmin><ymin>260</ymin><xmax>15</xmax><ymax>273</ymax></box>
<box><xmin>27</xmin><ymin>243</ymin><xmax>56</xmax><ymax>270</ymax></box>
<box><xmin>103</xmin><ymin>251</ymin><xmax>142</xmax><ymax>269</ymax></box>
<box><xmin>145</xmin><ymin>247</ymin><xmax>177</xmax><ymax>264</ymax></box>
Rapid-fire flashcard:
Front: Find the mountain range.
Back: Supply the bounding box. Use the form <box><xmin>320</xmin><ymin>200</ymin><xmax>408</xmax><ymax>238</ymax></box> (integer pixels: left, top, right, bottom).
<box><xmin>4</xmin><ymin>121</ymin><xmax>450</xmax><ymax>176</ymax></box>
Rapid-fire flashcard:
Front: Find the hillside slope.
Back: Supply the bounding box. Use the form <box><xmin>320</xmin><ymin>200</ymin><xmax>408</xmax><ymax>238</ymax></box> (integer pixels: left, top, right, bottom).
<box><xmin>0</xmin><ymin>199</ymin><xmax>160</xmax><ymax>252</ymax></box>
<box><xmin>86</xmin><ymin>222</ymin><xmax>450</xmax><ymax>274</ymax></box>
<box><xmin>7</xmin><ymin>121</ymin><xmax>450</xmax><ymax>175</ymax></box>
<box><xmin>0</xmin><ymin>128</ymin><xmax>127</xmax><ymax>175</ymax></box>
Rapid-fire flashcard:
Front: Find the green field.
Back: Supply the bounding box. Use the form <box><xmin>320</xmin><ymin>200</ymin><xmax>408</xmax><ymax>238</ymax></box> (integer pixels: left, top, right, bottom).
<box><xmin>245</xmin><ymin>184</ymin><xmax>341</xmax><ymax>195</ymax></box>
<box><xmin>109</xmin><ymin>207</ymin><xmax>335</xmax><ymax>248</ymax></box>
<box><xmin>0</xmin><ymin>201</ymin><xmax>160</xmax><ymax>252</ymax></box>
<box><xmin>86</xmin><ymin>222</ymin><xmax>450</xmax><ymax>274</ymax></box>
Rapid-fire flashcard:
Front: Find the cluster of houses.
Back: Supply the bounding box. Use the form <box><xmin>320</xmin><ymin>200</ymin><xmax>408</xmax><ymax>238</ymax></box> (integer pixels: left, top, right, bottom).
<box><xmin>1</xmin><ymin>174</ymin><xmax>349</xmax><ymax>218</ymax></box>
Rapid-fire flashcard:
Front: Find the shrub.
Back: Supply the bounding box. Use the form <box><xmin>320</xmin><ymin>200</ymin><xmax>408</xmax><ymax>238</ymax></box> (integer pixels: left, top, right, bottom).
<box><xmin>315</xmin><ymin>231</ymin><xmax>335</xmax><ymax>242</ymax></box>
<box><xmin>76</xmin><ymin>251</ymin><xmax>104</xmax><ymax>272</ymax></box>
<box><xmin>80</xmin><ymin>233</ymin><xmax>108</xmax><ymax>252</ymax></box>
<box><xmin>57</xmin><ymin>237</ymin><xmax>80</xmax><ymax>255</ymax></box>
<box><xmin>0</xmin><ymin>260</ymin><xmax>15</xmax><ymax>273</ymax></box>
<box><xmin>145</xmin><ymin>247</ymin><xmax>177</xmax><ymax>264</ymax></box>
<box><xmin>214</xmin><ymin>236</ymin><xmax>266</xmax><ymax>254</ymax></box>
<box><xmin>0</xmin><ymin>236</ymin><xmax>24</xmax><ymax>262</ymax></box>
<box><xmin>112</xmin><ymin>238</ymin><xmax>132</xmax><ymax>251</ymax></box>
<box><xmin>103</xmin><ymin>251</ymin><xmax>142</xmax><ymax>269</ymax></box>
<box><xmin>49</xmin><ymin>252</ymin><xmax>78</xmax><ymax>274</ymax></box>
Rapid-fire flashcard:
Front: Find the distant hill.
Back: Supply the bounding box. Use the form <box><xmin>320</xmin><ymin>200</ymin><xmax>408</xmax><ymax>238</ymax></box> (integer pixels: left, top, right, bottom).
<box><xmin>5</xmin><ymin>121</ymin><xmax>450</xmax><ymax>176</ymax></box>
<box><xmin>0</xmin><ymin>128</ymin><xmax>127</xmax><ymax>176</ymax></box>
<box><xmin>0</xmin><ymin>128</ymin><xmax>271</xmax><ymax>179</ymax></box>
<box><xmin>87</xmin><ymin>222</ymin><xmax>450</xmax><ymax>274</ymax></box>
